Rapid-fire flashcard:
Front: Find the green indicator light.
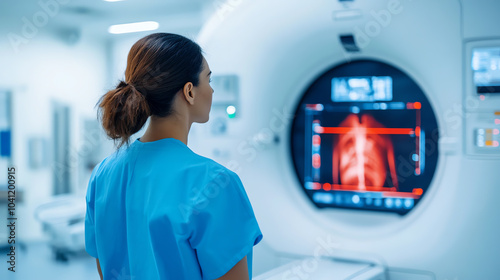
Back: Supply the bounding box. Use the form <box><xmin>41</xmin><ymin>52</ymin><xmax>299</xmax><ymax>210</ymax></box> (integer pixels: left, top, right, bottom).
<box><xmin>226</xmin><ymin>105</ymin><xmax>236</xmax><ymax>119</ymax></box>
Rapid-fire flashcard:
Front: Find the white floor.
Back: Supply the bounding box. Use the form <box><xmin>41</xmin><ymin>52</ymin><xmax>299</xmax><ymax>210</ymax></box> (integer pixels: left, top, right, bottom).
<box><xmin>0</xmin><ymin>241</ymin><xmax>100</xmax><ymax>280</ymax></box>
<box><xmin>0</xmin><ymin>239</ymin><xmax>279</xmax><ymax>279</ymax></box>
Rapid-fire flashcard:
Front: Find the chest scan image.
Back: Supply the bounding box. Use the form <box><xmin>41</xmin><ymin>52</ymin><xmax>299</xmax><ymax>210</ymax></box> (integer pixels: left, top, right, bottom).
<box><xmin>291</xmin><ymin>60</ymin><xmax>439</xmax><ymax>215</ymax></box>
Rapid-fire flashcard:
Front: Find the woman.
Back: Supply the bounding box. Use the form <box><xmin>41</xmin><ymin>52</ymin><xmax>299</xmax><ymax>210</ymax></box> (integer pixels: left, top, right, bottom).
<box><xmin>85</xmin><ymin>33</ymin><xmax>263</xmax><ymax>280</ymax></box>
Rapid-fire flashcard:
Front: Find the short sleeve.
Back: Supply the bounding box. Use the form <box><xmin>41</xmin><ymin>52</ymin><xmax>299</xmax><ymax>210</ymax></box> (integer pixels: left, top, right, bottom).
<box><xmin>84</xmin><ymin>164</ymin><xmax>100</xmax><ymax>258</ymax></box>
<box><xmin>189</xmin><ymin>168</ymin><xmax>263</xmax><ymax>280</ymax></box>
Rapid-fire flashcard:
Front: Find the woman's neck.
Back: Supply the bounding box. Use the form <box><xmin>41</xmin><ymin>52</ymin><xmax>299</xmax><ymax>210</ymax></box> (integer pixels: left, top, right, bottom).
<box><xmin>140</xmin><ymin>114</ymin><xmax>191</xmax><ymax>145</ymax></box>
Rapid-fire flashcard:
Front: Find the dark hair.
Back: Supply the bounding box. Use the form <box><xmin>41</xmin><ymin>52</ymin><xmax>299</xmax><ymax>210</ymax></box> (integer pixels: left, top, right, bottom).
<box><xmin>96</xmin><ymin>33</ymin><xmax>204</xmax><ymax>149</ymax></box>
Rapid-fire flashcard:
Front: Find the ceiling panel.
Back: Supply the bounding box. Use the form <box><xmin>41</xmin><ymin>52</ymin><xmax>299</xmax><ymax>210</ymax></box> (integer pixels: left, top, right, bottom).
<box><xmin>0</xmin><ymin>0</ymin><xmax>217</xmax><ymax>39</ymax></box>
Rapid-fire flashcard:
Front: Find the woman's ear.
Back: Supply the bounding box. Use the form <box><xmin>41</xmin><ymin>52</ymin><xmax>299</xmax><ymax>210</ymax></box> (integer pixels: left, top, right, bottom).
<box><xmin>182</xmin><ymin>82</ymin><xmax>195</xmax><ymax>105</ymax></box>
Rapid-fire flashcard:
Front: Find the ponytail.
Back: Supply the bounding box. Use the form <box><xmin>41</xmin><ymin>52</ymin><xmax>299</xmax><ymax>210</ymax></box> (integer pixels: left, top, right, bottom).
<box><xmin>97</xmin><ymin>81</ymin><xmax>151</xmax><ymax>149</ymax></box>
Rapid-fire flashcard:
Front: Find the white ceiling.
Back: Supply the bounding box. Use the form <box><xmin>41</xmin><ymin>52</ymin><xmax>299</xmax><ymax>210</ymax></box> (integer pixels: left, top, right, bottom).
<box><xmin>0</xmin><ymin>0</ymin><xmax>219</xmax><ymax>40</ymax></box>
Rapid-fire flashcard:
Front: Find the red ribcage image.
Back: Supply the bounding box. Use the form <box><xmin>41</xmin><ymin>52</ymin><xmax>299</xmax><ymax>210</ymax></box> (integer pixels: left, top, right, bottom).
<box><xmin>332</xmin><ymin>114</ymin><xmax>399</xmax><ymax>191</ymax></box>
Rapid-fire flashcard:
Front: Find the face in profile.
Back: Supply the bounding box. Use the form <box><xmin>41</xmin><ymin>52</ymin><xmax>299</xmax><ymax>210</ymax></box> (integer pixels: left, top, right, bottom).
<box><xmin>192</xmin><ymin>57</ymin><xmax>214</xmax><ymax>123</ymax></box>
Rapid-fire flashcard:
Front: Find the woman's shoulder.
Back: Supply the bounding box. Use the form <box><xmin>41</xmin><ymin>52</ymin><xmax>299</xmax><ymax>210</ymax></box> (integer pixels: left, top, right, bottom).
<box><xmin>89</xmin><ymin>154</ymin><xmax>112</xmax><ymax>179</ymax></box>
<box><xmin>92</xmin><ymin>139</ymin><xmax>240</xmax><ymax>183</ymax></box>
<box><xmin>188</xmin><ymin>152</ymin><xmax>238</xmax><ymax>180</ymax></box>
<box><xmin>180</xmin><ymin>150</ymin><xmax>241</xmax><ymax>189</ymax></box>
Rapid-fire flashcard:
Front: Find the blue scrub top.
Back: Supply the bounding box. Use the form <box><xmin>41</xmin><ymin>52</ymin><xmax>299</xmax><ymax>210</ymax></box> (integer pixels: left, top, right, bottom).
<box><xmin>85</xmin><ymin>137</ymin><xmax>263</xmax><ymax>280</ymax></box>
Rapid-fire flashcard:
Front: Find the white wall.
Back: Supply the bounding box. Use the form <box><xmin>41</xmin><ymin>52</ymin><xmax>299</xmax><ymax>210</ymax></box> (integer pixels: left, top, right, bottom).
<box><xmin>0</xmin><ymin>30</ymin><xmax>108</xmax><ymax>242</ymax></box>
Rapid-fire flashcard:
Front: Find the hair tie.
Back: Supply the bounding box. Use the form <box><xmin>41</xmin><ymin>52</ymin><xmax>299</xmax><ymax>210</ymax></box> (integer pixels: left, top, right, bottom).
<box><xmin>119</xmin><ymin>80</ymin><xmax>137</xmax><ymax>90</ymax></box>
<box><xmin>119</xmin><ymin>81</ymin><xmax>145</xmax><ymax>97</ymax></box>
<box><xmin>119</xmin><ymin>81</ymin><xmax>149</xmax><ymax>109</ymax></box>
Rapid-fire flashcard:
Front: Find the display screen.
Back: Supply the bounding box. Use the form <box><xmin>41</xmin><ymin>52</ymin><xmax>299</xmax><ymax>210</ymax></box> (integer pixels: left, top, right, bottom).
<box><xmin>472</xmin><ymin>47</ymin><xmax>500</xmax><ymax>94</ymax></box>
<box><xmin>331</xmin><ymin>76</ymin><xmax>392</xmax><ymax>102</ymax></box>
<box><xmin>291</xmin><ymin>60</ymin><xmax>439</xmax><ymax>215</ymax></box>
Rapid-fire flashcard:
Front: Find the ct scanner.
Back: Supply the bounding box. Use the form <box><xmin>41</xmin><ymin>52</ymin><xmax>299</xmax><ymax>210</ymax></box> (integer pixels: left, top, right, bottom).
<box><xmin>191</xmin><ymin>0</ymin><xmax>500</xmax><ymax>279</ymax></box>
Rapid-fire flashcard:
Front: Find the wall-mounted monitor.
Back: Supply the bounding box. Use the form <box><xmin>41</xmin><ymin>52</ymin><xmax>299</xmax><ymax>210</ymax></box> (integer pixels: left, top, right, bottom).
<box><xmin>472</xmin><ymin>47</ymin><xmax>500</xmax><ymax>94</ymax></box>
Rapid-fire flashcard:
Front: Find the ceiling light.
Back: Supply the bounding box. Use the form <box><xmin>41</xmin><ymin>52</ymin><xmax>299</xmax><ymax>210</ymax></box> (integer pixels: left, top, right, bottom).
<box><xmin>108</xmin><ymin>21</ymin><xmax>160</xmax><ymax>34</ymax></box>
